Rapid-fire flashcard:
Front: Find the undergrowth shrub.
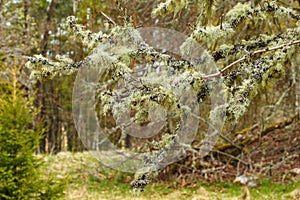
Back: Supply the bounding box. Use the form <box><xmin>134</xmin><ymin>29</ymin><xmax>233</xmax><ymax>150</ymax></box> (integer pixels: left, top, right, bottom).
<box><xmin>0</xmin><ymin>60</ymin><xmax>65</xmax><ymax>200</ymax></box>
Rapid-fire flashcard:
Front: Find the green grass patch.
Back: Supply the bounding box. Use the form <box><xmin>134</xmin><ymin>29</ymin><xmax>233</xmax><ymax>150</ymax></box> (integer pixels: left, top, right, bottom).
<box><xmin>42</xmin><ymin>152</ymin><xmax>300</xmax><ymax>200</ymax></box>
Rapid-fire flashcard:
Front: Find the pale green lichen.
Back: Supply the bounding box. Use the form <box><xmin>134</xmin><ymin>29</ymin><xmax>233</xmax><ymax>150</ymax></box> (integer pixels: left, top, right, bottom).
<box><xmin>67</xmin><ymin>16</ymin><xmax>110</xmax><ymax>49</ymax></box>
<box><xmin>151</xmin><ymin>0</ymin><xmax>188</xmax><ymax>17</ymax></box>
<box><xmin>263</xmin><ymin>1</ymin><xmax>300</xmax><ymax>20</ymax></box>
<box><xmin>196</xmin><ymin>0</ymin><xmax>215</xmax><ymax>27</ymax></box>
<box><xmin>188</xmin><ymin>1</ymin><xmax>300</xmax><ymax>46</ymax></box>
<box><xmin>191</xmin><ymin>2</ymin><xmax>252</xmax><ymax>45</ymax></box>
<box><xmin>212</xmin><ymin>27</ymin><xmax>300</xmax><ymax>62</ymax></box>
<box><xmin>25</xmin><ymin>54</ymin><xmax>80</xmax><ymax>81</ymax></box>
<box><xmin>97</xmin><ymin>91</ymin><xmax>113</xmax><ymax>115</ymax></box>
<box><xmin>224</xmin><ymin>2</ymin><xmax>252</xmax><ymax>24</ymax></box>
<box><xmin>156</xmin><ymin>133</ymin><xmax>174</xmax><ymax>148</ymax></box>
<box><xmin>225</xmin><ymin>41</ymin><xmax>298</xmax><ymax>121</ymax></box>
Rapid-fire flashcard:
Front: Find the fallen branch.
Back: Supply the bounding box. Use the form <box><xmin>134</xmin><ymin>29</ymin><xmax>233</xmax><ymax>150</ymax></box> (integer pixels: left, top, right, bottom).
<box><xmin>215</xmin><ymin>113</ymin><xmax>299</xmax><ymax>153</ymax></box>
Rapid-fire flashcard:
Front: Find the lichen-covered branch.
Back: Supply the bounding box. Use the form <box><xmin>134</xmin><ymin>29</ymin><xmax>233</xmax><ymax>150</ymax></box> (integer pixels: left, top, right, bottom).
<box><xmin>188</xmin><ymin>1</ymin><xmax>300</xmax><ymax>45</ymax></box>
<box><xmin>211</xmin><ymin>28</ymin><xmax>300</xmax><ymax>62</ymax></box>
<box><xmin>204</xmin><ymin>38</ymin><xmax>300</xmax><ymax>79</ymax></box>
<box><xmin>151</xmin><ymin>0</ymin><xmax>188</xmax><ymax>17</ymax></box>
<box><xmin>225</xmin><ymin>45</ymin><xmax>297</xmax><ymax>121</ymax></box>
<box><xmin>25</xmin><ymin>54</ymin><xmax>89</xmax><ymax>80</ymax></box>
<box><xmin>67</xmin><ymin>16</ymin><xmax>111</xmax><ymax>49</ymax></box>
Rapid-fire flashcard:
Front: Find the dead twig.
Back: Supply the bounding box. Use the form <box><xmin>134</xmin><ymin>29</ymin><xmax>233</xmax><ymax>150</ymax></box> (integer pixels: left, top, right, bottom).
<box><xmin>99</xmin><ymin>10</ymin><xmax>116</xmax><ymax>26</ymax></box>
<box><xmin>212</xmin><ymin>149</ymin><xmax>249</xmax><ymax>166</ymax></box>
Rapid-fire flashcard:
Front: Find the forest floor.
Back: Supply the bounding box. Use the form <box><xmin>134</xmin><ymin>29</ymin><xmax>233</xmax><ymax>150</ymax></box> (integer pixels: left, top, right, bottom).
<box><xmin>41</xmin><ymin>121</ymin><xmax>300</xmax><ymax>199</ymax></box>
<box><xmin>41</xmin><ymin>151</ymin><xmax>300</xmax><ymax>200</ymax></box>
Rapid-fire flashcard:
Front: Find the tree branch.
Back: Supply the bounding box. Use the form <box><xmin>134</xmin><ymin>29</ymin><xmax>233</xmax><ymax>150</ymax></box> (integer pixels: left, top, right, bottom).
<box><xmin>204</xmin><ymin>39</ymin><xmax>300</xmax><ymax>79</ymax></box>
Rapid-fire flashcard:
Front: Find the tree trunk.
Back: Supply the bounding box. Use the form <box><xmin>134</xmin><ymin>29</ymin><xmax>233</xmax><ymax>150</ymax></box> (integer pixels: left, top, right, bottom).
<box><xmin>42</xmin><ymin>0</ymin><xmax>57</xmax><ymax>55</ymax></box>
<box><xmin>37</xmin><ymin>0</ymin><xmax>57</xmax><ymax>153</ymax></box>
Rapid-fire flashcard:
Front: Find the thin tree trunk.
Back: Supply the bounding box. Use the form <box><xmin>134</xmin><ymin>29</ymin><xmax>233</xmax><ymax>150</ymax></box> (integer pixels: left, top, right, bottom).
<box><xmin>36</xmin><ymin>81</ymin><xmax>46</xmax><ymax>153</ymax></box>
<box><xmin>23</xmin><ymin>0</ymin><xmax>29</xmax><ymax>32</ymax></box>
<box><xmin>38</xmin><ymin>0</ymin><xmax>57</xmax><ymax>153</ymax></box>
<box><xmin>73</xmin><ymin>0</ymin><xmax>78</xmax><ymax>15</ymax></box>
<box><xmin>42</xmin><ymin>0</ymin><xmax>57</xmax><ymax>55</ymax></box>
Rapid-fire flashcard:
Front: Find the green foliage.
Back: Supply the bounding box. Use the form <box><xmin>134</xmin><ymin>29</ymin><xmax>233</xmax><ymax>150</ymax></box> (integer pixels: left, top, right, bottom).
<box><xmin>0</xmin><ymin>61</ymin><xmax>65</xmax><ymax>199</ymax></box>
